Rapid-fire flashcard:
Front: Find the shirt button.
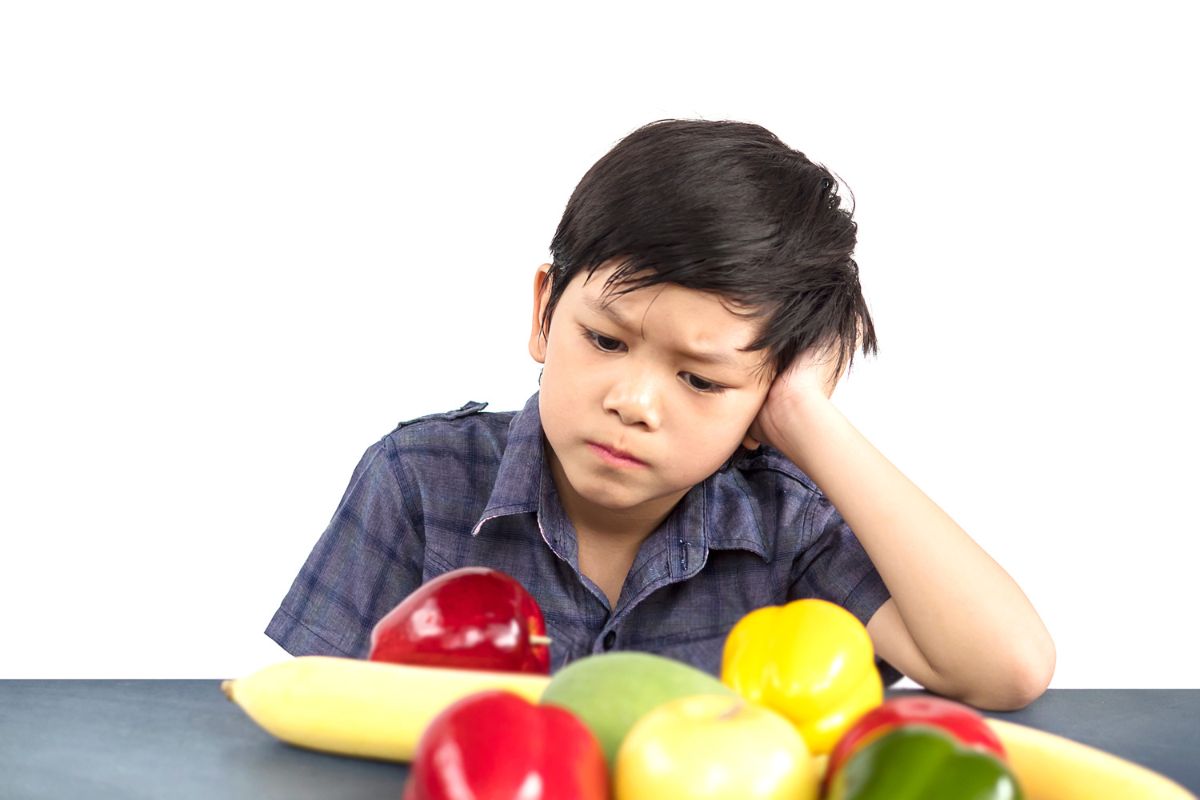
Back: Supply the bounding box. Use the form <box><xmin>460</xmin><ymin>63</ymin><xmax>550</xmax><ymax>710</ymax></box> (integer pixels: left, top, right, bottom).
<box><xmin>602</xmin><ymin>631</ymin><xmax>617</xmax><ymax>650</ymax></box>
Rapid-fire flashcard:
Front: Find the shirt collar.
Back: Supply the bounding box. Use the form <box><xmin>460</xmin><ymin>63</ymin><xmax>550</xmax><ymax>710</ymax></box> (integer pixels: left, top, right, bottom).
<box><xmin>471</xmin><ymin>391</ymin><xmax>545</xmax><ymax>535</ymax></box>
<box><xmin>472</xmin><ymin>391</ymin><xmax>769</xmax><ymax>564</ymax></box>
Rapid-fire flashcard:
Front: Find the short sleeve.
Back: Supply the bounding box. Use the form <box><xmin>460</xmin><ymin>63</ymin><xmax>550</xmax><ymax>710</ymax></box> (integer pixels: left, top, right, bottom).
<box><xmin>264</xmin><ymin>438</ymin><xmax>424</xmax><ymax>659</ymax></box>
<box><xmin>788</xmin><ymin>499</ymin><xmax>904</xmax><ymax>687</ymax></box>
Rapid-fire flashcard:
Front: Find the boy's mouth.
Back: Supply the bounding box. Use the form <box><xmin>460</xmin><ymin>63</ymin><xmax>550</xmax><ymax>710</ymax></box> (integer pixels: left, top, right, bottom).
<box><xmin>586</xmin><ymin>441</ymin><xmax>647</xmax><ymax>467</ymax></box>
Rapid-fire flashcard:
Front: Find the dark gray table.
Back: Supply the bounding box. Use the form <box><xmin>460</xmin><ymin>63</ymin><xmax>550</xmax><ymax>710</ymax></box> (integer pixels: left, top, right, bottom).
<box><xmin>0</xmin><ymin>682</ymin><xmax>1196</xmax><ymax>799</ymax></box>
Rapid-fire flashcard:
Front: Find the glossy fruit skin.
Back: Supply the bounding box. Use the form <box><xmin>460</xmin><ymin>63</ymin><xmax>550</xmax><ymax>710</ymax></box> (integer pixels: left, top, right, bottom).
<box><xmin>369</xmin><ymin>566</ymin><xmax>550</xmax><ymax>674</ymax></box>
<box><xmin>614</xmin><ymin>694</ymin><xmax>818</xmax><ymax>800</ymax></box>
<box><xmin>824</xmin><ymin>725</ymin><xmax>1024</xmax><ymax>800</ymax></box>
<box><xmin>721</xmin><ymin>598</ymin><xmax>883</xmax><ymax>755</ymax></box>
<box><xmin>403</xmin><ymin>690</ymin><xmax>609</xmax><ymax>800</ymax></box>
<box><xmin>823</xmin><ymin>696</ymin><xmax>1007</xmax><ymax>795</ymax></box>
<box><xmin>540</xmin><ymin>651</ymin><xmax>737</xmax><ymax>769</ymax></box>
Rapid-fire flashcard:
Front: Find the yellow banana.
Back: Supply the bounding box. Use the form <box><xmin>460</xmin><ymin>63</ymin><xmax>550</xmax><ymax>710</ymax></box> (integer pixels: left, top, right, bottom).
<box><xmin>985</xmin><ymin>717</ymin><xmax>1196</xmax><ymax>800</ymax></box>
<box><xmin>221</xmin><ymin>655</ymin><xmax>551</xmax><ymax>762</ymax></box>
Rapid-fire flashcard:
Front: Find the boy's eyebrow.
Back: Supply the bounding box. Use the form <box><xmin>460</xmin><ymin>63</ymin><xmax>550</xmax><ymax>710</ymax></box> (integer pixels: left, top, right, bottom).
<box><xmin>583</xmin><ymin>294</ymin><xmax>745</xmax><ymax>368</ymax></box>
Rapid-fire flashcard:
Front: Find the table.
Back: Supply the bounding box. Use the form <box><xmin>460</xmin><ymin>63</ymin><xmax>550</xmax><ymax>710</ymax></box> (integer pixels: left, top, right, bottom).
<box><xmin>1</xmin><ymin>682</ymin><xmax>1196</xmax><ymax>799</ymax></box>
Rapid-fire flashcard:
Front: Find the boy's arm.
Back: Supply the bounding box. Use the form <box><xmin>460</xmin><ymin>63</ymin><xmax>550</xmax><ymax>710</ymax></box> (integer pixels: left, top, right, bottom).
<box><xmin>265</xmin><ymin>438</ymin><xmax>426</xmax><ymax>659</ymax></box>
<box><xmin>750</xmin><ymin>352</ymin><xmax>1056</xmax><ymax>712</ymax></box>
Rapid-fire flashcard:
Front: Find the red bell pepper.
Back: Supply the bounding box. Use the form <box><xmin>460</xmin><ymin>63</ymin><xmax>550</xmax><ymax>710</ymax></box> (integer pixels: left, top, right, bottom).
<box><xmin>825</xmin><ymin>725</ymin><xmax>1023</xmax><ymax>800</ymax></box>
<box><xmin>369</xmin><ymin>566</ymin><xmax>551</xmax><ymax>674</ymax></box>
<box><xmin>823</xmin><ymin>696</ymin><xmax>1007</xmax><ymax>795</ymax></box>
<box><xmin>403</xmin><ymin>690</ymin><xmax>609</xmax><ymax>800</ymax></box>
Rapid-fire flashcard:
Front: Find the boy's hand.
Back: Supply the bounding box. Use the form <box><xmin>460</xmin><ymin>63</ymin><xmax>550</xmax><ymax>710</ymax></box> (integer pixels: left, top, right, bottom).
<box><xmin>743</xmin><ymin>340</ymin><xmax>846</xmax><ymax>453</ymax></box>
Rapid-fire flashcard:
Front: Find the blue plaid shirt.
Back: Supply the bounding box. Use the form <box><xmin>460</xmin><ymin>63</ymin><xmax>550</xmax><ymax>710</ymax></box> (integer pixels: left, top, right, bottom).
<box><xmin>265</xmin><ymin>391</ymin><xmax>902</xmax><ymax>686</ymax></box>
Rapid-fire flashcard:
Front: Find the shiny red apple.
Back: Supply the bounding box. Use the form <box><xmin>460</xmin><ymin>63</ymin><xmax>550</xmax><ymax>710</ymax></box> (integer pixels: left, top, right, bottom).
<box><xmin>403</xmin><ymin>690</ymin><xmax>608</xmax><ymax>800</ymax></box>
<box><xmin>368</xmin><ymin>566</ymin><xmax>551</xmax><ymax>674</ymax></box>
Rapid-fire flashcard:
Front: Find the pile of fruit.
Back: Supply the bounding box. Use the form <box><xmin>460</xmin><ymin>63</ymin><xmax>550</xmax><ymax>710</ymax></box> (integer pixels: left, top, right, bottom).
<box><xmin>223</xmin><ymin>567</ymin><xmax>1194</xmax><ymax>799</ymax></box>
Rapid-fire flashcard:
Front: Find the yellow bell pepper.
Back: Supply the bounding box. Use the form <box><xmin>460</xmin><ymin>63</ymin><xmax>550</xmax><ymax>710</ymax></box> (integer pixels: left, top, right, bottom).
<box><xmin>721</xmin><ymin>598</ymin><xmax>883</xmax><ymax>755</ymax></box>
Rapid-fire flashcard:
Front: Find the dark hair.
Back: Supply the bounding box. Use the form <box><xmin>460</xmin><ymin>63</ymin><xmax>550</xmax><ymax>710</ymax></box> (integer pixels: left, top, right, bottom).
<box><xmin>542</xmin><ymin>118</ymin><xmax>877</xmax><ymax>382</ymax></box>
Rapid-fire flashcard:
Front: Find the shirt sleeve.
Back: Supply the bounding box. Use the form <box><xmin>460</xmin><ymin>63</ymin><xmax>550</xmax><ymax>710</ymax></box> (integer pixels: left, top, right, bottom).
<box><xmin>264</xmin><ymin>437</ymin><xmax>424</xmax><ymax>659</ymax></box>
<box><xmin>788</xmin><ymin>497</ymin><xmax>904</xmax><ymax>688</ymax></box>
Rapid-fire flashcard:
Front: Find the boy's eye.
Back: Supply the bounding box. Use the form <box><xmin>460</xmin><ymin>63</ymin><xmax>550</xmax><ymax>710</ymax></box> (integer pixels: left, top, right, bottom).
<box><xmin>584</xmin><ymin>329</ymin><xmax>626</xmax><ymax>353</ymax></box>
<box><xmin>683</xmin><ymin>373</ymin><xmax>722</xmax><ymax>393</ymax></box>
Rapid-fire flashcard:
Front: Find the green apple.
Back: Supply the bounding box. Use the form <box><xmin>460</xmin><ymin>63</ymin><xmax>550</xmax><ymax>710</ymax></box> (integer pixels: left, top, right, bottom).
<box><xmin>615</xmin><ymin>693</ymin><xmax>818</xmax><ymax>800</ymax></box>
<box><xmin>540</xmin><ymin>651</ymin><xmax>736</xmax><ymax>768</ymax></box>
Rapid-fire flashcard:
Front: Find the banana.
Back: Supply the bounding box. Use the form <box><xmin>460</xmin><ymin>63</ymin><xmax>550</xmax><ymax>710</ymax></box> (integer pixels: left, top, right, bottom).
<box><xmin>985</xmin><ymin>717</ymin><xmax>1197</xmax><ymax>800</ymax></box>
<box><xmin>221</xmin><ymin>655</ymin><xmax>551</xmax><ymax>762</ymax></box>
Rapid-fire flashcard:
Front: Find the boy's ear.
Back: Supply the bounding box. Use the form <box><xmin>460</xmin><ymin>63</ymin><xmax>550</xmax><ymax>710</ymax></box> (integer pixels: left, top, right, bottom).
<box><xmin>528</xmin><ymin>263</ymin><xmax>553</xmax><ymax>364</ymax></box>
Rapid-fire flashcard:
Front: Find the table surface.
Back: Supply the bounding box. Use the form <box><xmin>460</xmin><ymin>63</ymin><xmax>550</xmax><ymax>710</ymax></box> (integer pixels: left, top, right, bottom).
<box><xmin>0</xmin><ymin>682</ymin><xmax>1196</xmax><ymax>799</ymax></box>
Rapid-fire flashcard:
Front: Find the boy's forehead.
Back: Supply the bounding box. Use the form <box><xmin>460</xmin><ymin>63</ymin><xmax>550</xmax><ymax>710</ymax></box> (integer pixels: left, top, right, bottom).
<box><xmin>582</xmin><ymin>280</ymin><xmax>755</xmax><ymax>321</ymax></box>
<box><xmin>577</xmin><ymin>267</ymin><xmax>762</xmax><ymax>325</ymax></box>
<box><xmin>574</xmin><ymin>270</ymin><xmax>770</xmax><ymax>374</ymax></box>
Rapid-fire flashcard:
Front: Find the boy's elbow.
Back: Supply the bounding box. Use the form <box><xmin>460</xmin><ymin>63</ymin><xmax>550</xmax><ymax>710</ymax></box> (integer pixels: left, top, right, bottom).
<box><xmin>985</xmin><ymin>664</ymin><xmax>1053</xmax><ymax>711</ymax></box>
<box><xmin>971</xmin><ymin>642</ymin><xmax>1057</xmax><ymax>712</ymax></box>
<box><xmin>941</xmin><ymin>640</ymin><xmax>1056</xmax><ymax>712</ymax></box>
<box><xmin>1017</xmin><ymin>628</ymin><xmax>1057</xmax><ymax>705</ymax></box>
<box><xmin>1017</xmin><ymin>637</ymin><xmax>1057</xmax><ymax>707</ymax></box>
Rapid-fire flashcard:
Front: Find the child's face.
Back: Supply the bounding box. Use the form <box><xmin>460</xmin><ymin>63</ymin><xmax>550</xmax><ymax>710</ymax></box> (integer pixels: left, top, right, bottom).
<box><xmin>528</xmin><ymin>260</ymin><xmax>773</xmax><ymax>523</ymax></box>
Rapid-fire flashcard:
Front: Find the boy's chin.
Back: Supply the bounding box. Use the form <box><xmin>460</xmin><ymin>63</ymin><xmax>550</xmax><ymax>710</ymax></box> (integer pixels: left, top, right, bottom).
<box><xmin>571</xmin><ymin>480</ymin><xmax>651</xmax><ymax>510</ymax></box>
<box><xmin>568</xmin><ymin>473</ymin><xmax>691</xmax><ymax>514</ymax></box>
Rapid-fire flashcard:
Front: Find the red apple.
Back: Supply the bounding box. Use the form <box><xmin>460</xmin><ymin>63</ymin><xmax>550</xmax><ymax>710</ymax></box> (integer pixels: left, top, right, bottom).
<box><xmin>369</xmin><ymin>566</ymin><xmax>551</xmax><ymax>674</ymax></box>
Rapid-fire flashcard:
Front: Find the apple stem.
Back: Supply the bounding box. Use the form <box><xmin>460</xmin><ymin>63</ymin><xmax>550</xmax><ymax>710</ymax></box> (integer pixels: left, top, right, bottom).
<box><xmin>718</xmin><ymin>700</ymin><xmax>745</xmax><ymax>721</ymax></box>
<box><xmin>529</xmin><ymin>635</ymin><xmax>553</xmax><ymax>646</ymax></box>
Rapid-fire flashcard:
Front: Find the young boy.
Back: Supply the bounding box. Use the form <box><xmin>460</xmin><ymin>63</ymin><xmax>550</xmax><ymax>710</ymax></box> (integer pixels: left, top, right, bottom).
<box><xmin>265</xmin><ymin>119</ymin><xmax>1055</xmax><ymax>711</ymax></box>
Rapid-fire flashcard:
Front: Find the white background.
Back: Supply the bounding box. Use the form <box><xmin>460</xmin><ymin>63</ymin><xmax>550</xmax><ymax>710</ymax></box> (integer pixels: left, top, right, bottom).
<box><xmin>2</xmin><ymin>2</ymin><xmax>1196</xmax><ymax>686</ymax></box>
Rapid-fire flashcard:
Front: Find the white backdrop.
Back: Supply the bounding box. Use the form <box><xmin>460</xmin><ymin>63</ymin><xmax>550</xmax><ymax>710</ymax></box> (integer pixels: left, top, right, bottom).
<box><xmin>2</xmin><ymin>2</ymin><xmax>1196</xmax><ymax>686</ymax></box>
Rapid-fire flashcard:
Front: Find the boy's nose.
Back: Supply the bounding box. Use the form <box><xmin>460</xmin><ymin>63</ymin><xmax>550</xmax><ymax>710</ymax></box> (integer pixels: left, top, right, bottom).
<box><xmin>603</xmin><ymin>379</ymin><xmax>662</xmax><ymax>430</ymax></box>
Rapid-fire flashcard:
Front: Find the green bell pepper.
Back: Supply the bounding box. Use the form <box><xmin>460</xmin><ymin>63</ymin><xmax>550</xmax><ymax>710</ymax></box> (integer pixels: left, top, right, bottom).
<box><xmin>825</xmin><ymin>724</ymin><xmax>1024</xmax><ymax>800</ymax></box>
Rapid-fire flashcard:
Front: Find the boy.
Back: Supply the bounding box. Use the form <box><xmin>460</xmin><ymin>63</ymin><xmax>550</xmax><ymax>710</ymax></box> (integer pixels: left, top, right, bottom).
<box><xmin>265</xmin><ymin>119</ymin><xmax>1055</xmax><ymax>711</ymax></box>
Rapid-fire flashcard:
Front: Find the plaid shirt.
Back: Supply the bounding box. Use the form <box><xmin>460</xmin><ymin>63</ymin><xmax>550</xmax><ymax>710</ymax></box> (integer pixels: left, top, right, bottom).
<box><xmin>265</xmin><ymin>391</ymin><xmax>902</xmax><ymax>686</ymax></box>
